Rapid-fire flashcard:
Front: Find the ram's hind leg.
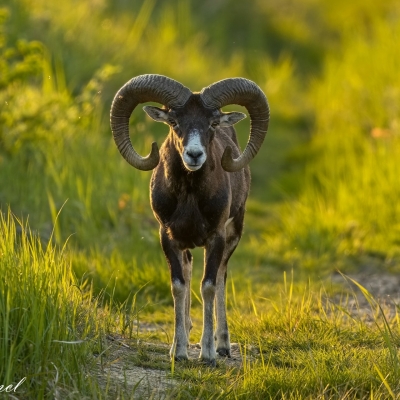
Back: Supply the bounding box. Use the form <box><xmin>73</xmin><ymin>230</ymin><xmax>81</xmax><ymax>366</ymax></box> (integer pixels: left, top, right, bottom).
<box><xmin>200</xmin><ymin>232</ymin><xmax>225</xmax><ymax>366</ymax></box>
<box><xmin>215</xmin><ymin>213</ymin><xmax>244</xmax><ymax>357</ymax></box>
<box><xmin>215</xmin><ymin>261</ymin><xmax>231</xmax><ymax>357</ymax></box>
<box><xmin>183</xmin><ymin>250</ymin><xmax>193</xmax><ymax>342</ymax></box>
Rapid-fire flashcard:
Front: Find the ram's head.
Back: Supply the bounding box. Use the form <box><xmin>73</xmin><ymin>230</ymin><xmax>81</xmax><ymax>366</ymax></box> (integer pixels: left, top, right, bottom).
<box><xmin>110</xmin><ymin>74</ymin><xmax>270</xmax><ymax>172</ymax></box>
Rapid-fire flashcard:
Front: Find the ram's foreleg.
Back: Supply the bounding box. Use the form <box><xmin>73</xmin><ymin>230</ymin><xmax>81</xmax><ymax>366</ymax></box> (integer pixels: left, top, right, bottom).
<box><xmin>160</xmin><ymin>227</ymin><xmax>189</xmax><ymax>360</ymax></box>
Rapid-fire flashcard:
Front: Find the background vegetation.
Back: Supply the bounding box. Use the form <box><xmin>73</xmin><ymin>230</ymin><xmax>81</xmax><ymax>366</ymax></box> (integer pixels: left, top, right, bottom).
<box><xmin>1</xmin><ymin>0</ymin><xmax>400</xmax><ymax>398</ymax></box>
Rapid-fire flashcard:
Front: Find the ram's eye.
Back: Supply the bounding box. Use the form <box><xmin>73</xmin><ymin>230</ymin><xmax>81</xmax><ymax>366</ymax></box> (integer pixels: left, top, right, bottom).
<box><xmin>211</xmin><ymin>122</ymin><xmax>219</xmax><ymax>128</ymax></box>
<box><xmin>169</xmin><ymin>119</ymin><xmax>177</xmax><ymax>128</ymax></box>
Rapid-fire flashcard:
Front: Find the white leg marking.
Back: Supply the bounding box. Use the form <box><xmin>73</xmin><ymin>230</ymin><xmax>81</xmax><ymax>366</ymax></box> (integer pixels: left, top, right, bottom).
<box><xmin>171</xmin><ymin>279</ymin><xmax>189</xmax><ymax>360</ymax></box>
<box><xmin>200</xmin><ymin>280</ymin><xmax>217</xmax><ymax>364</ymax></box>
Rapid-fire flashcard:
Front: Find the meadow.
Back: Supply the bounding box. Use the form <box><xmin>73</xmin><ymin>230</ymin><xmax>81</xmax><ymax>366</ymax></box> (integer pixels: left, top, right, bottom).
<box><xmin>1</xmin><ymin>0</ymin><xmax>400</xmax><ymax>398</ymax></box>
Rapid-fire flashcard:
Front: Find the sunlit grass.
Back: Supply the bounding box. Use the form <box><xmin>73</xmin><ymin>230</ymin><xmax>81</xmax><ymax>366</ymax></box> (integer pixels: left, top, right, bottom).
<box><xmin>295</xmin><ymin>18</ymin><xmax>400</xmax><ymax>266</ymax></box>
<box><xmin>1</xmin><ymin>211</ymin><xmax>400</xmax><ymax>398</ymax></box>
<box><xmin>138</xmin><ymin>273</ymin><xmax>400</xmax><ymax>399</ymax></box>
<box><xmin>0</xmin><ymin>210</ymin><xmax>102</xmax><ymax>398</ymax></box>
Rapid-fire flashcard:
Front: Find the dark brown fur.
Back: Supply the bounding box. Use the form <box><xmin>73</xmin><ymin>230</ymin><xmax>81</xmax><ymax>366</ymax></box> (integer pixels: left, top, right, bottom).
<box><xmin>150</xmin><ymin>115</ymin><xmax>250</xmax><ymax>252</ymax></box>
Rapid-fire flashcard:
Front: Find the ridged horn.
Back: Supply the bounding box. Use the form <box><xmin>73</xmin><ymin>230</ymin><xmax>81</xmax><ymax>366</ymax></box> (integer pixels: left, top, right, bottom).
<box><xmin>200</xmin><ymin>78</ymin><xmax>269</xmax><ymax>172</ymax></box>
<box><xmin>110</xmin><ymin>74</ymin><xmax>192</xmax><ymax>170</ymax></box>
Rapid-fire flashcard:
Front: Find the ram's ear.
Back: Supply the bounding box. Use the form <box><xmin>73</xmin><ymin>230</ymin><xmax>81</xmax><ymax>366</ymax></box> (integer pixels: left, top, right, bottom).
<box><xmin>219</xmin><ymin>111</ymin><xmax>247</xmax><ymax>127</ymax></box>
<box><xmin>143</xmin><ymin>106</ymin><xmax>169</xmax><ymax>122</ymax></box>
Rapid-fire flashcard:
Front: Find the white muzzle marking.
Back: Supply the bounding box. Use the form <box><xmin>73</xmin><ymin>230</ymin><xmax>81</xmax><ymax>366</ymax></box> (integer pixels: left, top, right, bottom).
<box><xmin>183</xmin><ymin>130</ymin><xmax>207</xmax><ymax>171</ymax></box>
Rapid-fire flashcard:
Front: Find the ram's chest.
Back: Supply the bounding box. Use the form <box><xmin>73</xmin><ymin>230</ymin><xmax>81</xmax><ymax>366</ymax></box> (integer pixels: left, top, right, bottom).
<box><xmin>153</xmin><ymin>190</ymin><xmax>228</xmax><ymax>248</ymax></box>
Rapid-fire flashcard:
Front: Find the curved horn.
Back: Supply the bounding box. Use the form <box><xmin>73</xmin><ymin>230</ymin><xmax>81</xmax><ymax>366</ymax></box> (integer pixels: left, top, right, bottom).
<box><xmin>110</xmin><ymin>74</ymin><xmax>192</xmax><ymax>170</ymax></box>
<box><xmin>200</xmin><ymin>78</ymin><xmax>269</xmax><ymax>172</ymax></box>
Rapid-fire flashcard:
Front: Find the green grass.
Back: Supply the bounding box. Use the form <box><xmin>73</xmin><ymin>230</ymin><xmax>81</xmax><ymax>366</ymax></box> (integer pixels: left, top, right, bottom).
<box><xmin>2</xmin><ymin>210</ymin><xmax>400</xmax><ymax>398</ymax></box>
<box><xmin>119</xmin><ymin>274</ymin><xmax>400</xmax><ymax>399</ymax></box>
<box><xmin>0</xmin><ymin>210</ymin><xmax>102</xmax><ymax>398</ymax></box>
<box><xmin>1</xmin><ymin>0</ymin><xmax>400</xmax><ymax>398</ymax></box>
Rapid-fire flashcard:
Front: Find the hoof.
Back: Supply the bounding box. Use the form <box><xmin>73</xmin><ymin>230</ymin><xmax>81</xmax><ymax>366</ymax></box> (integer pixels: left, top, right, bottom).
<box><xmin>200</xmin><ymin>358</ymin><xmax>217</xmax><ymax>368</ymax></box>
<box><xmin>172</xmin><ymin>354</ymin><xmax>189</xmax><ymax>362</ymax></box>
<box><xmin>216</xmin><ymin>348</ymin><xmax>231</xmax><ymax>357</ymax></box>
